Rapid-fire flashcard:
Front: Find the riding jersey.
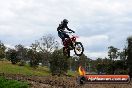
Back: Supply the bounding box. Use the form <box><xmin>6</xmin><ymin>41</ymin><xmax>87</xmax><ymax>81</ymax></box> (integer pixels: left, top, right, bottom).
<box><xmin>57</xmin><ymin>22</ymin><xmax>72</xmax><ymax>32</ymax></box>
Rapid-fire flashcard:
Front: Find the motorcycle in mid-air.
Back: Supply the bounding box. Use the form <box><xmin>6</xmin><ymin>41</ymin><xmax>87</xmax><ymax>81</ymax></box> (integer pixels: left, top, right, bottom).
<box><xmin>63</xmin><ymin>32</ymin><xmax>84</xmax><ymax>58</ymax></box>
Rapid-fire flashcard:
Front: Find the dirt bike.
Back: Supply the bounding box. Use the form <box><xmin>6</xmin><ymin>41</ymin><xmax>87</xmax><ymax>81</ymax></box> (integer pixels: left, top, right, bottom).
<box><xmin>63</xmin><ymin>32</ymin><xmax>84</xmax><ymax>58</ymax></box>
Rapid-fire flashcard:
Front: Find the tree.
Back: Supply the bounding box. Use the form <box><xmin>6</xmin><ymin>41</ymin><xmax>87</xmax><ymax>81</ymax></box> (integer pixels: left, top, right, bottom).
<box><xmin>27</xmin><ymin>49</ymin><xmax>41</xmax><ymax>68</ymax></box>
<box><xmin>108</xmin><ymin>46</ymin><xmax>119</xmax><ymax>60</ymax></box>
<box><xmin>5</xmin><ymin>48</ymin><xmax>18</xmax><ymax>64</ymax></box>
<box><xmin>69</xmin><ymin>56</ymin><xmax>78</xmax><ymax>71</ymax></box>
<box><xmin>96</xmin><ymin>63</ymin><xmax>104</xmax><ymax>74</ymax></box>
<box><xmin>127</xmin><ymin>36</ymin><xmax>132</xmax><ymax>77</ymax></box>
<box><xmin>96</xmin><ymin>58</ymin><xmax>103</xmax><ymax>74</ymax></box>
<box><xmin>0</xmin><ymin>41</ymin><xmax>6</xmax><ymax>59</ymax></box>
<box><xmin>108</xmin><ymin>46</ymin><xmax>119</xmax><ymax>74</ymax></box>
<box><xmin>114</xmin><ymin>60</ymin><xmax>128</xmax><ymax>74</ymax></box>
<box><xmin>49</xmin><ymin>49</ymin><xmax>69</xmax><ymax>76</ymax></box>
<box><xmin>36</xmin><ymin>34</ymin><xmax>59</xmax><ymax>66</ymax></box>
<box><xmin>119</xmin><ymin>50</ymin><xmax>126</xmax><ymax>61</ymax></box>
<box><xmin>78</xmin><ymin>54</ymin><xmax>88</xmax><ymax>68</ymax></box>
<box><xmin>15</xmin><ymin>44</ymin><xmax>28</xmax><ymax>61</ymax></box>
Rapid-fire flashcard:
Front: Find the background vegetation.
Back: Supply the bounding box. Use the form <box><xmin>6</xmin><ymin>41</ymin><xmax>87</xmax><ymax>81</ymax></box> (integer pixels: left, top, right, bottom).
<box><xmin>0</xmin><ymin>34</ymin><xmax>132</xmax><ymax>77</ymax></box>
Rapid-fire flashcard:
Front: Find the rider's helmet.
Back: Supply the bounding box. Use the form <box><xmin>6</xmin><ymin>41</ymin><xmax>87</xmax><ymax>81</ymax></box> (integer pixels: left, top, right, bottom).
<box><xmin>63</xmin><ymin>19</ymin><xmax>69</xmax><ymax>24</ymax></box>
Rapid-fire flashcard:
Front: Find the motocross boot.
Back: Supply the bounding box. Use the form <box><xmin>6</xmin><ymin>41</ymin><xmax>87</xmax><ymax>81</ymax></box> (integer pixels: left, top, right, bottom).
<box><xmin>69</xmin><ymin>40</ymin><xmax>74</xmax><ymax>50</ymax></box>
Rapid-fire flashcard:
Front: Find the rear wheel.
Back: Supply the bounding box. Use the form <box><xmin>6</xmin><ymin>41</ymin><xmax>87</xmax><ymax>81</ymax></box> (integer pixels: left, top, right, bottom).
<box><xmin>74</xmin><ymin>42</ymin><xmax>84</xmax><ymax>56</ymax></box>
<box><xmin>63</xmin><ymin>47</ymin><xmax>70</xmax><ymax>58</ymax></box>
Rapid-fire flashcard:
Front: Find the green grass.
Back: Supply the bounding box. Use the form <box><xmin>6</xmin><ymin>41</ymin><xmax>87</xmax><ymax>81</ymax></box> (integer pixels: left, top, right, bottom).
<box><xmin>0</xmin><ymin>60</ymin><xmax>78</xmax><ymax>77</ymax></box>
<box><xmin>0</xmin><ymin>76</ymin><xmax>29</xmax><ymax>88</ymax></box>
<box><xmin>0</xmin><ymin>61</ymin><xmax>50</xmax><ymax>76</ymax></box>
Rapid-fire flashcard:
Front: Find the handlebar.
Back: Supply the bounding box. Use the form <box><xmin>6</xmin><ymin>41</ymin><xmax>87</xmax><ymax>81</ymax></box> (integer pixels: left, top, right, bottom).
<box><xmin>58</xmin><ymin>29</ymin><xmax>75</xmax><ymax>34</ymax></box>
<box><xmin>68</xmin><ymin>31</ymin><xmax>74</xmax><ymax>33</ymax></box>
<box><xmin>62</xmin><ymin>31</ymin><xmax>75</xmax><ymax>34</ymax></box>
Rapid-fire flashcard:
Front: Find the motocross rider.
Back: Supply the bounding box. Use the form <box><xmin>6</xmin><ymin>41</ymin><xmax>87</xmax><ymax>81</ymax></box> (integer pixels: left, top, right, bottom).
<box><xmin>57</xmin><ymin>19</ymin><xmax>75</xmax><ymax>49</ymax></box>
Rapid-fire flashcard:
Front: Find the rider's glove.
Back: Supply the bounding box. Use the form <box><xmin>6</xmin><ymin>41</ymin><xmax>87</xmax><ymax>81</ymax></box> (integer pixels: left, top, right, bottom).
<box><xmin>72</xmin><ymin>30</ymin><xmax>75</xmax><ymax>33</ymax></box>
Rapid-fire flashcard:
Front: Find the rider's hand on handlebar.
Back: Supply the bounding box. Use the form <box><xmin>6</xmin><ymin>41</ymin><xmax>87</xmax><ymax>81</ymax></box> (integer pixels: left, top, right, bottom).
<box><xmin>65</xmin><ymin>30</ymin><xmax>75</xmax><ymax>33</ymax></box>
<box><xmin>72</xmin><ymin>30</ymin><xmax>75</xmax><ymax>33</ymax></box>
<box><xmin>68</xmin><ymin>31</ymin><xmax>73</xmax><ymax>33</ymax></box>
<box><xmin>68</xmin><ymin>31</ymin><xmax>75</xmax><ymax>33</ymax></box>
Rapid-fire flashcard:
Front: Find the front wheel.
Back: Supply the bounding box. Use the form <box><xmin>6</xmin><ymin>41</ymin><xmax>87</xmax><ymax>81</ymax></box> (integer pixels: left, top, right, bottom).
<box><xmin>74</xmin><ymin>42</ymin><xmax>84</xmax><ymax>56</ymax></box>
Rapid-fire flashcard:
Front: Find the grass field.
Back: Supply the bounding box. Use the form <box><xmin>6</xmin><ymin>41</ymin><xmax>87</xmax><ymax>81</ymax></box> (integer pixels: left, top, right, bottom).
<box><xmin>0</xmin><ymin>60</ymin><xmax>77</xmax><ymax>76</ymax></box>
<box><xmin>0</xmin><ymin>60</ymin><xmax>50</xmax><ymax>76</ymax></box>
<box><xmin>0</xmin><ymin>76</ymin><xmax>29</xmax><ymax>88</ymax></box>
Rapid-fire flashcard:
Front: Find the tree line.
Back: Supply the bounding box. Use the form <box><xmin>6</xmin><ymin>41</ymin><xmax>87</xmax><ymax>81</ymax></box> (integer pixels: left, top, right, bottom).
<box><xmin>0</xmin><ymin>35</ymin><xmax>132</xmax><ymax>77</ymax></box>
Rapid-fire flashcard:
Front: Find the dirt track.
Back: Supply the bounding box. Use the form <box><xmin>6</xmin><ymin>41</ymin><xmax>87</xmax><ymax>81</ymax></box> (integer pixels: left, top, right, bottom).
<box><xmin>0</xmin><ymin>73</ymin><xmax>132</xmax><ymax>88</ymax></box>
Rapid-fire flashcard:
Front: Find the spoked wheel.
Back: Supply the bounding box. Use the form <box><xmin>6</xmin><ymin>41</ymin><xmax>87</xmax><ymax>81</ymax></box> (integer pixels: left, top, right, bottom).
<box><xmin>74</xmin><ymin>42</ymin><xmax>84</xmax><ymax>56</ymax></box>
<box><xmin>63</xmin><ymin>47</ymin><xmax>70</xmax><ymax>58</ymax></box>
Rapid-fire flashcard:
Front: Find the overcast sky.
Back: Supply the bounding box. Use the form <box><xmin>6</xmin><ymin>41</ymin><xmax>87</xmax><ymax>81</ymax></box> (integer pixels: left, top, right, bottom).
<box><xmin>0</xmin><ymin>0</ymin><xmax>132</xmax><ymax>59</ymax></box>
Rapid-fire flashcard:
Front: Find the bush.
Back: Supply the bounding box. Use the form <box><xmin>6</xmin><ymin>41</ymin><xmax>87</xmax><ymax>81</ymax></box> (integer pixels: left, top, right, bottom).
<box><xmin>18</xmin><ymin>60</ymin><xmax>26</xmax><ymax>66</ymax></box>
<box><xmin>27</xmin><ymin>49</ymin><xmax>40</xmax><ymax>68</ymax></box>
<box><xmin>9</xmin><ymin>50</ymin><xmax>19</xmax><ymax>64</ymax></box>
<box><xmin>49</xmin><ymin>49</ymin><xmax>69</xmax><ymax>76</ymax></box>
<box><xmin>114</xmin><ymin>69</ymin><xmax>129</xmax><ymax>74</ymax></box>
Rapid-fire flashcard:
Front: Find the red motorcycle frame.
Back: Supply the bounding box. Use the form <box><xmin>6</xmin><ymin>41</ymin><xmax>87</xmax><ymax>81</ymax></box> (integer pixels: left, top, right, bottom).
<box><xmin>63</xmin><ymin>33</ymin><xmax>84</xmax><ymax>57</ymax></box>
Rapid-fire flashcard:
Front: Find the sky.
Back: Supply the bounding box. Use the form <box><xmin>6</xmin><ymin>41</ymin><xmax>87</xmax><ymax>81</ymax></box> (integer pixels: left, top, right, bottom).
<box><xmin>0</xmin><ymin>0</ymin><xmax>132</xmax><ymax>59</ymax></box>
